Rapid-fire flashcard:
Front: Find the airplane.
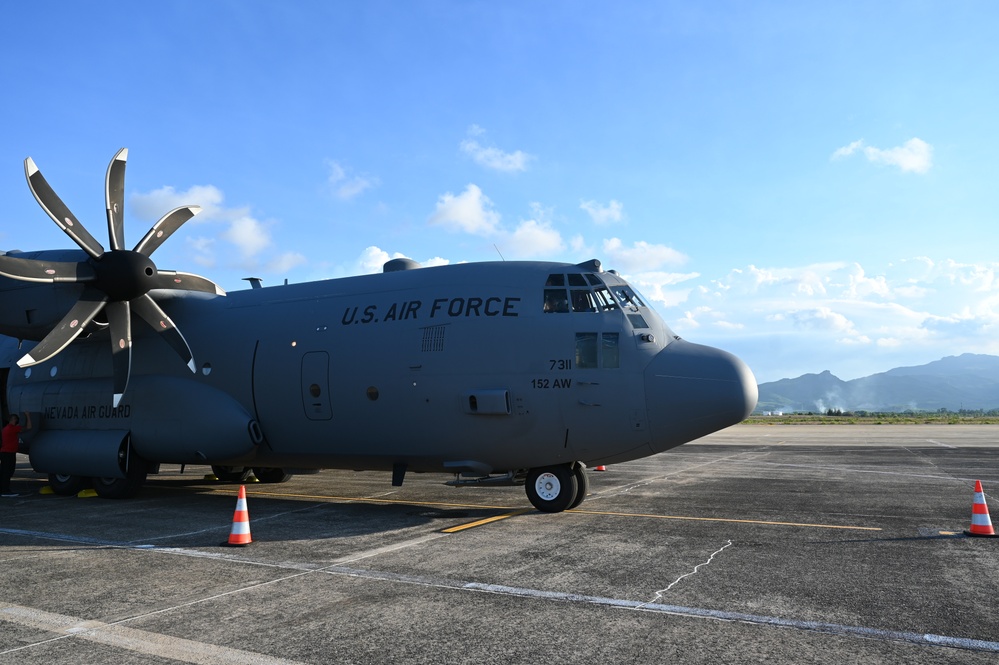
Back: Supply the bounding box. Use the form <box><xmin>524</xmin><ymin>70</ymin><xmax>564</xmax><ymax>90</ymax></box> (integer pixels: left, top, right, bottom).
<box><xmin>0</xmin><ymin>149</ymin><xmax>758</xmax><ymax>512</ymax></box>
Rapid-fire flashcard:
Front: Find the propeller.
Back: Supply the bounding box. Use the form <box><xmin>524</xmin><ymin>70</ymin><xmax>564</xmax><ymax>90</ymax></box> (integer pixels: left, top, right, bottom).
<box><xmin>0</xmin><ymin>148</ymin><xmax>225</xmax><ymax>407</ymax></box>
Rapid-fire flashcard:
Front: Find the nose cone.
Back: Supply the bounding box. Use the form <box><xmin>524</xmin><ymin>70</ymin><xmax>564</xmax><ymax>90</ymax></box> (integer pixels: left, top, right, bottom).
<box><xmin>645</xmin><ymin>340</ymin><xmax>758</xmax><ymax>452</ymax></box>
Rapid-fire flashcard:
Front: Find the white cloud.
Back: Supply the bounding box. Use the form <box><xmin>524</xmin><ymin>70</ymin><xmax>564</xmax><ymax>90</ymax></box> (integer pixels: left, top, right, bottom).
<box><xmin>601</xmin><ymin>238</ymin><xmax>688</xmax><ymax>272</ymax></box>
<box><xmin>460</xmin><ymin>126</ymin><xmax>532</xmax><ymax>172</ymax></box>
<box><xmin>580</xmin><ymin>199</ymin><xmax>624</xmax><ymax>225</ymax></box>
<box><xmin>265</xmin><ymin>251</ymin><xmax>307</xmax><ymax>274</ymax></box>
<box><xmin>132</xmin><ymin>184</ymin><xmax>303</xmax><ymax>275</ymax></box>
<box><xmin>629</xmin><ymin>271</ymin><xmax>700</xmax><ymax>308</ymax></box>
<box><xmin>326</xmin><ymin>160</ymin><xmax>378</xmax><ymax>200</ymax></box>
<box><xmin>831</xmin><ymin>138</ymin><xmax>933</xmax><ymax>174</ymax></box>
<box><xmin>185</xmin><ymin>236</ymin><xmax>215</xmax><ymax>267</ymax></box>
<box><xmin>222</xmin><ymin>216</ymin><xmax>271</xmax><ymax>258</ymax></box>
<box><xmin>131</xmin><ymin>185</ymin><xmax>226</xmax><ymax>222</ymax></box>
<box><xmin>428</xmin><ymin>184</ymin><xmax>502</xmax><ymax>236</ymax></box>
<box><xmin>842</xmin><ymin>263</ymin><xmax>891</xmax><ymax>299</ymax></box>
<box><xmin>506</xmin><ymin>219</ymin><xmax>565</xmax><ymax>258</ymax></box>
<box><xmin>668</xmin><ymin>257</ymin><xmax>999</xmax><ymax>382</ymax></box>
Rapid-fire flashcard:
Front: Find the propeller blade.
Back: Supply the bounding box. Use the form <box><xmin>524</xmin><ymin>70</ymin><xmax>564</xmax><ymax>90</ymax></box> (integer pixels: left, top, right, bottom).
<box><xmin>105</xmin><ymin>300</ymin><xmax>132</xmax><ymax>407</ymax></box>
<box><xmin>105</xmin><ymin>148</ymin><xmax>128</xmax><ymax>251</ymax></box>
<box><xmin>131</xmin><ymin>294</ymin><xmax>196</xmax><ymax>372</ymax></box>
<box><xmin>0</xmin><ymin>253</ymin><xmax>95</xmax><ymax>283</ymax></box>
<box><xmin>151</xmin><ymin>270</ymin><xmax>226</xmax><ymax>296</ymax></box>
<box><xmin>132</xmin><ymin>205</ymin><xmax>201</xmax><ymax>256</ymax></box>
<box><xmin>24</xmin><ymin>157</ymin><xmax>105</xmax><ymax>259</ymax></box>
<box><xmin>17</xmin><ymin>288</ymin><xmax>107</xmax><ymax>367</ymax></box>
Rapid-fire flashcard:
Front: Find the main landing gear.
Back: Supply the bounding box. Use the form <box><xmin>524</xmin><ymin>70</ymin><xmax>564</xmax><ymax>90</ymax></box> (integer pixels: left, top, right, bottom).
<box><xmin>525</xmin><ymin>463</ymin><xmax>589</xmax><ymax>513</ymax></box>
<box><xmin>211</xmin><ymin>466</ymin><xmax>293</xmax><ymax>484</ymax></box>
<box><xmin>47</xmin><ymin>459</ymin><xmax>148</xmax><ymax>500</ymax></box>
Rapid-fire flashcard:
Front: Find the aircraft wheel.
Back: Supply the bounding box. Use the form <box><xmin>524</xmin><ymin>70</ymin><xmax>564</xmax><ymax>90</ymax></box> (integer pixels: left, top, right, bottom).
<box><xmin>211</xmin><ymin>465</ymin><xmax>249</xmax><ymax>482</ymax></box>
<box><xmin>93</xmin><ymin>458</ymin><xmax>148</xmax><ymax>499</ymax></box>
<box><xmin>525</xmin><ymin>465</ymin><xmax>578</xmax><ymax>513</ymax></box>
<box><xmin>567</xmin><ymin>465</ymin><xmax>589</xmax><ymax>510</ymax></box>
<box><xmin>48</xmin><ymin>473</ymin><xmax>89</xmax><ymax>496</ymax></box>
<box><xmin>252</xmin><ymin>467</ymin><xmax>292</xmax><ymax>483</ymax></box>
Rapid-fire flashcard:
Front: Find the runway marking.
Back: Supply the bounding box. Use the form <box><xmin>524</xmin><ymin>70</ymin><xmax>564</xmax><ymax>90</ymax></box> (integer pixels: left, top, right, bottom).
<box><xmin>569</xmin><ymin>509</ymin><xmax>881</xmax><ymax>531</ymax></box>
<box><xmin>459</xmin><ymin>581</ymin><xmax>999</xmax><ymax>654</ymax></box>
<box><xmin>1</xmin><ymin>528</ymin><xmax>994</xmax><ymax>655</ymax></box>
<box><xmin>440</xmin><ymin>508</ymin><xmax>532</xmax><ymax>533</ymax></box>
<box><xmin>0</xmin><ymin>604</ymin><xmax>305</xmax><ymax>664</ymax></box>
<box><xmin>926</xmin><ymin>439</ymin><xmax>957</xmax><ymax>449</ymax></box>
<box><xmin>200</xmin><ymin>487</ymin><xmax>521</xmax><ymax>512</ymax></box>
<box><xmin>213</xmin><ymin>490</ymin><xmax>881</xmax><ymax>532</ymax></box>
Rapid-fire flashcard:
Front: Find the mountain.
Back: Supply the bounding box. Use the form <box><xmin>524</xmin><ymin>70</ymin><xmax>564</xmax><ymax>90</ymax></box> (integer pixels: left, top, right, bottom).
<box><xmin>756</xmin><ymin>353</ymin><xmax>999</xmax><ymax>413</ymax></box>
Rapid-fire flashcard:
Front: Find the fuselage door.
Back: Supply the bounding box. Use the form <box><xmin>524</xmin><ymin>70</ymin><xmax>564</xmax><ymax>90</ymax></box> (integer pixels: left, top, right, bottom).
<box><xmin>301</xmin><ymin>351</ymin><xmax>332</xmax><ymax>420</ymax></box>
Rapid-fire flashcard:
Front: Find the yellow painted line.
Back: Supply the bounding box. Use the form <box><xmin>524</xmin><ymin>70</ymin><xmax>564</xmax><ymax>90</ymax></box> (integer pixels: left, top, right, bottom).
<box><xmin>172</xmin><ymin>485</ymin><xmax>880</xmax><ymax>532</ymax></box>
<box><xmin>441</xmin><ymin>508</ymin><xmax>533</xmax><ymax>533</ymax></box>
<box><xmin>569</xmin><ymin>509</ymin><xmax>881</xmax><ymax>531</ymax></box>
<box><xmin>197</xmin><ymin>486</ymin><xmax>522</xmax><ymax>512</ymax></box>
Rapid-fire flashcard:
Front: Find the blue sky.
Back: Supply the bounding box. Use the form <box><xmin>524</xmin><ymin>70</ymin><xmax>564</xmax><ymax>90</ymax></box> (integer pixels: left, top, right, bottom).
<box><xmin>2</xmin><ymin>1</ymin><xmax>998</xmax><ymax>383</ymax></box>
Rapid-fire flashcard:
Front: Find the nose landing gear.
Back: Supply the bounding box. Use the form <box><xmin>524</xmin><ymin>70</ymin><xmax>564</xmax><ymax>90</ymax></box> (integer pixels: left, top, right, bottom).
<box><xmin>525</xmin><ymin>462</ymin><xmax>588</xmax><ymax>512</ymax></box>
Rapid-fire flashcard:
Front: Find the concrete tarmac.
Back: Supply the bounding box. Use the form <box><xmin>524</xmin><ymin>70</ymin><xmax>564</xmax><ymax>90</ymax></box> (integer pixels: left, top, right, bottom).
<box><xmin>1</xmin><ymin>424</ymin><xmax>998</xmax><ymax>664</ymax></box>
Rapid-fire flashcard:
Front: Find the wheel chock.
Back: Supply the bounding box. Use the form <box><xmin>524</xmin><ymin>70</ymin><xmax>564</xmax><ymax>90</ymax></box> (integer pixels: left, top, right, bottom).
<box><xmin>39</xmin><ymin>486</ymin><xmax>54</xmax><ymax>495</ymax></box>
<box><xmin>77</xmin><ymin>489</ymin><xmax>98</xmax><ymax>498</ymax></box>
<box><xmin>204</xmin><ymin>474</ymin><xmax>219</xmax><ymax>481</ymax></box>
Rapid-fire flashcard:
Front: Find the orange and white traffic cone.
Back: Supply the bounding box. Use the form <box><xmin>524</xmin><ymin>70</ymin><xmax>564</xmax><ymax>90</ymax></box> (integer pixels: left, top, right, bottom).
<box><xmin>224</xmin><ymin>485</ymin><xmax>253</xmax><ymax>546</ymax></box>
<box><xmin>964</xmin><ymin>480</ymin><xmax>997</xmax><ymax>538</ymax></box>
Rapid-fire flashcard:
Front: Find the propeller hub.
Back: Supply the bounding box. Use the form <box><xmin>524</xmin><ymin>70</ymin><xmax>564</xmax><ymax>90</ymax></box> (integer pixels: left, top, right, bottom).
<box><xmin>93</xmin><ymin>250</ymin><xmax>157</xmax><ymax>301</ymax></box>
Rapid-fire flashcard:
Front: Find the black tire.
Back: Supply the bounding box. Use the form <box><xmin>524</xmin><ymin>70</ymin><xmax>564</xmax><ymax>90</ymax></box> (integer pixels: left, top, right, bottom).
<box><xmin>252</xmin><ymin>467</ymin><xmax>292</xmax><ymax>483</ymax></box>
<box><xmin>525</xmin><ymin>465</ymin><xmax>578</xmax><ymax>513</ymax></box>
<box><xmin>567</xmin><ymin>465</ymin><xmax>589</xmax><ymax>510</ymax></box>
<box><xmin>48</xmin><ymin>473</ymin><xmax>89</xmax><ymax>496</ymax></box>
<box><xmin>212</xmin><ymin>465</ymin><xmax>250</xmax><ymax>482</ymax></box>
<box><xmin>93</xmin><ymin>457</ymin><xmax>148</xmax><ymax>499</ymax></box>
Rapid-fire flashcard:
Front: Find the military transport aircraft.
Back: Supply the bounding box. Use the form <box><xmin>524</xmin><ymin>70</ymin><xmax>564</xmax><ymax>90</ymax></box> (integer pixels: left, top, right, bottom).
<box><xmin>0</xmin><ymin>149</ymin><xmax>757</xmax><ymax>512</ymax></box>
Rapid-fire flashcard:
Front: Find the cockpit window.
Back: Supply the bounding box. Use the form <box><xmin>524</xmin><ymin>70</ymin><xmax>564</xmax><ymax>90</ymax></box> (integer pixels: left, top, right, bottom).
<box><xmin>612</xmin><ymin>286</ymin><xmax>645</xmax><ymax>309</ymax></box>
<box><xmin>571</xmin><ymin>289</ymin><xmax>597</xmax><ymax>312</ymax></box>
<box><xmin>544</xmin><ymin>288</ymin><xmax>570</xmax><ymax>313</ymax></box>
<box><xmin>543</xmin><ymin>273</ymin><xmax>622</xmax><ymax>313</ymax></box>
<box><xmin>593</xmin><ymin>287</ymin><xmax>617</xmax><ymax>310</ymax></box>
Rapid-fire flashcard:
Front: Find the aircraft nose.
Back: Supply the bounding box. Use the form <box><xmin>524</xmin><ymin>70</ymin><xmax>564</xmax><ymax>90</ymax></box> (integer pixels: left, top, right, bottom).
<box><xmin>644</xmin><ymin>339</ymin><xmax>758</xmax><ymax>452</ymax></box>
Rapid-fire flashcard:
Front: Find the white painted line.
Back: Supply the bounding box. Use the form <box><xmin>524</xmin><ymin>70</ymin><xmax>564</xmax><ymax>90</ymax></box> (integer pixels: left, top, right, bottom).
<box><xmin>460</xmin><ymin>581</ymin><xmax>999</xmax><ymax>654</ymax></box>
<box><xmin>0</xmin><ymin>605</ymin><xmax>305</xmax><ymax>664</ymax></box>
<box><xmin>926</xmin><ymin>439</ymin><xmax>957</xmax><ymax>449</ymax></box>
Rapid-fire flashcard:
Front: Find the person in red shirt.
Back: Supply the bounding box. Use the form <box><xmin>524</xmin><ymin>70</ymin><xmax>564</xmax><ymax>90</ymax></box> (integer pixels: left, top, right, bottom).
<box><xmin>1</xmin><ymin>412</ymin><xmax>31</xmax><ymax>497</ymax></box>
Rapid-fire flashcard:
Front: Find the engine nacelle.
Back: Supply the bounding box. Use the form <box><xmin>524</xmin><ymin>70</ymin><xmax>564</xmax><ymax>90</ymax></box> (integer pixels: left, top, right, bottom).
<box><xmin>0</xmin><ymin>250</ymin><xmax>90</xmax><ymax>340</ymax></box>
<box><xmin>10</xmin><ymin>375</ymin><xmax>261</xmax><ymax>466</ymax></box>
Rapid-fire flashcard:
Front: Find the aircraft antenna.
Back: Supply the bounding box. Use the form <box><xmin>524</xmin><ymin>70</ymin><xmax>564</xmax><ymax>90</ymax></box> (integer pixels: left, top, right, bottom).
<box><xmin>493</xmin><ymin>244</ymin><xmax>506</xmax><ymax>261</ymax></box>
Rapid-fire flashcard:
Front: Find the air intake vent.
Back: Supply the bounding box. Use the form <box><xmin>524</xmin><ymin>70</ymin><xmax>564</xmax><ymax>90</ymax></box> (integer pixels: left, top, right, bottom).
<box><xmin>421</xmin><ymin>325</ymin><xmax>446</xmax><ymax>352</ymax></box>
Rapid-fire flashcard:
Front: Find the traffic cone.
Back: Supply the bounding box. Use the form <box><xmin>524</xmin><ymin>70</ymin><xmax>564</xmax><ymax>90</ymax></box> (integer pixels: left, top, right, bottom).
<box><xmin>964</xmin><ymin>480</ymin><xmax>998</xmax><ymax>538</ymax></box>
<box><xmin>224</xmin><ymin>485</ymin><xmax>253</xmax><ymax>546</ymax></box>
<box><xmin>594</xmin><ymin>465</ymin><xmax>607</xmax><ymax>471</ymax></box>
